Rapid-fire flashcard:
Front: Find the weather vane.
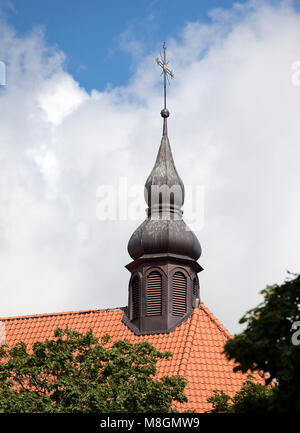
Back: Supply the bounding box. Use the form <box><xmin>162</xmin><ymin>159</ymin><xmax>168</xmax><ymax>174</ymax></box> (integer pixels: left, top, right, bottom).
<box><xmin>156</xmin><ymin>43</ymin><xmax>174</xmax><ymax>117</ymax></box>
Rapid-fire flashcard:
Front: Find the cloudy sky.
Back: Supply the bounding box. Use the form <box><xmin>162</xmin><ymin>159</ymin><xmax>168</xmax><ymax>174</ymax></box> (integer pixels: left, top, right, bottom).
<box><xmin>0</xmin><ymin>0</ymin><xmax>300</xmax><ymax>334</ymax></box>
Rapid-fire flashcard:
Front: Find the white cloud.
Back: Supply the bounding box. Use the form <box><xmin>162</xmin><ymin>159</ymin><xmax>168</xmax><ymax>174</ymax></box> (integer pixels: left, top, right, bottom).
<box><xmin>37</xmin><ymin>74</ymin><xmax>88</xmax><ymax>125</ymax></box>
<box><xmin>0</xmin><ymin>1</ymin><xmax>300</xmax><ymax>333</ymax></box>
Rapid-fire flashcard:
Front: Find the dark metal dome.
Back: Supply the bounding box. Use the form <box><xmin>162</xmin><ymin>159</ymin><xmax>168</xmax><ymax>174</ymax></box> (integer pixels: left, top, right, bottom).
<box><xmin>144</xmin><ymin>134</ymin><xmax>185</xmax><ymax>210</ymax></box>
<box><xmin>127</xmin><ymin>218</ymin><xmax>201</xmax><ymax>261</ymax></box>
<box><xmin>128</xmin><ymin>119</ymin><xmax>201</xmax><ymax>262</ymax></box>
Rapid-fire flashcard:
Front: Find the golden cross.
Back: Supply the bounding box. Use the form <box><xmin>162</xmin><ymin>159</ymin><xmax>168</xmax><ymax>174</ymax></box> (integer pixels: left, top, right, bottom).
<box><xmin>156</xmin><ymin>43</ymin><xmax>174</xmax><ymax>110</ymax></box>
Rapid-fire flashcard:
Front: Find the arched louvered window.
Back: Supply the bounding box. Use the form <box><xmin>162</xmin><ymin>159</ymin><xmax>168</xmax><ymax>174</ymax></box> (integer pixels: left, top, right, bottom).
<box><xmin>146</xmin><ymin>271</ymin><xmax>162</xmax><ymax>316</ymax></box>
<box><xmin>172</xmin><ymin>271</ymin><xmax>187</xmax><ymax>316</ymax></box>
<box><xmin>193</xmin><ymin>277</ymin><xmax>199</xmax><ymax>297</ymax></box>
<box><xmin>131</xmin><ymin>275</ymin><xmax>140</xmax><ymax>320</ymax></box>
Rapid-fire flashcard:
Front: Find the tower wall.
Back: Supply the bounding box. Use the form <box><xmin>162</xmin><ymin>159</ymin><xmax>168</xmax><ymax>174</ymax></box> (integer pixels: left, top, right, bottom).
<box><xmin>122</xmin><ymin>258</ymin><xmax>200</xmax><ymax>335</ymax></box>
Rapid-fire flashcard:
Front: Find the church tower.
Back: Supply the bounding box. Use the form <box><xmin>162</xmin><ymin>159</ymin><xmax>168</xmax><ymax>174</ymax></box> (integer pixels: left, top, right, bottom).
<box><xmin>122</xmin><ymin>44</ymin><xmax>202</xmax><ymax>335</ymax></box>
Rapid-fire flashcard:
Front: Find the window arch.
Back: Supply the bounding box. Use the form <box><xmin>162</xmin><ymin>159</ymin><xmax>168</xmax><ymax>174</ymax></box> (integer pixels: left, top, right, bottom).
<box><xmin>172</xmin><ymin>271</ymin><xmax>187</xmax><ymax>316</ymax></box>
<box><xmin>146</xmin><ymin>271</ymin><xmax>162</xmax><ymax>316</ymax></box>
<box><xmin>130</xmin><ymin>275</ymin><xmax>140</xmax><ymax>320</ymax></box>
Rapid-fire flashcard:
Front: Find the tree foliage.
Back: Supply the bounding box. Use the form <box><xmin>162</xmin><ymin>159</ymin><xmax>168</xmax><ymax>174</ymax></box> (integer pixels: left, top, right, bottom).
<box><xmin>0</xmin><ymin>328</ymin><xmax>187</xmax><ymax>413</ymax></box>
<box><xmin>208</xmin><ymin>376</ymin><xmax>273</xmax><ymax>413</ymax></box>
<box><xmin>208</xmin><ymin>273</ymin><xmax>300</xmax><ymax>412</ymax></box>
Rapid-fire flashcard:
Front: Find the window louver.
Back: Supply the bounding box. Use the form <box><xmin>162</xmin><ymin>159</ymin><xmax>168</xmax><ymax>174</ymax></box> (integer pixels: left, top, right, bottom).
<box><xmin>193</xmin><ymin>278</ymin><xmax>198</xmax><ymax>297</ymax></box>
<box><xmin>172</xmin><ymin>272</ymin><xmax>187</xmax><ymax>316</ymax></box>
<box><xmin>131</xmin><ymin>276</ymin><xmax>140</xmax><ymax>320</ymax></box>
<box><xmin>146</xmin><ymin>271</ymin><xmax>162</xmax><ymax>316</ymax></box>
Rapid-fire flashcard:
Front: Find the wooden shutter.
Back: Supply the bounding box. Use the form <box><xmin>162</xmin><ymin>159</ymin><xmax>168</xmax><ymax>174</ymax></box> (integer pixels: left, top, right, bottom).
<box><xmin>131</xmin><ymin>276</ymin><xmax>140</xmax><ymax>320</ymax></box>
<box><xmin>172</xmin><ymin>272</ymin><xmax>187</xmax><ymax>316</ymax></box>
<box><xmin>193</xmin><ymin>277</ymin><xmax>198</xmax><ymax>297</ymax></box>
<box><xmin>146</xmin><ymin>271</ymin><xmax>162</xmax><ymax>316</ymax></box>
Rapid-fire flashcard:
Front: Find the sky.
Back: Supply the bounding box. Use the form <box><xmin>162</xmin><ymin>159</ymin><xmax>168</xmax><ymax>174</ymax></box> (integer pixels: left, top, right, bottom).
<box><xmin>2</xmin><ymin>0</ymin><xmax>250</xmax><ymax>92</ymax></box>
<box><xmin>0</xmin><ymin>0</ymin><xmax>300</xmax><ymax>334</ymax></box>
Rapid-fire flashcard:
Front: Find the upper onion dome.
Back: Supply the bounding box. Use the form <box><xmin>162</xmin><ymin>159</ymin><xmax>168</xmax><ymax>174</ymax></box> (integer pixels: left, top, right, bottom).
<box><xmin>144</xmin><ymin>133</ymin><xmax>185</xmax><ymax>211</ymax></box>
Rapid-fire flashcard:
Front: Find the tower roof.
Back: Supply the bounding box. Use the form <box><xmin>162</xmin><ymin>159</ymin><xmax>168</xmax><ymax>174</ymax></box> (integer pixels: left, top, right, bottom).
<box><xmin>127</xmin><ymin>44</ymin><xmax>201</xmax><ymax>263</ymax></box>
<box><xmin>144</xmin><ymin>133</ymin><xmax>185</xmax><ymax>208</ymax></box>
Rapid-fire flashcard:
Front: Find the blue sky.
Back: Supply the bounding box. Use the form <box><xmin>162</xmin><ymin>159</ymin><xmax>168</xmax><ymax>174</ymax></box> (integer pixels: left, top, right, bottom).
<box><xmin>2</xmin><ymin>0</ymin><xmax>252</xmax><ymax>92</ymax></box>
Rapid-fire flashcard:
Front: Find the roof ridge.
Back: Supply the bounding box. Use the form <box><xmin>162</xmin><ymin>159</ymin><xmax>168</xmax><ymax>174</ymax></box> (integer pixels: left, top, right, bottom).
<box><xmin>199</xmin><ymin>302</ymin><xmax>232</xmax><ymax>340</ymax></box>
<box><xmin>0</xmin><ymin>307</ymin><xmax>124</xmax><ymax>322</ymax></box>
<box><xmin>177</xmin><ymin>309</ymin><xmax>199</xmax><ymax>378</ymax></box>
<box><xmin>199</xmin><ymin>303</ymin><xmax>266</xmax><ymax>382</ymax></box>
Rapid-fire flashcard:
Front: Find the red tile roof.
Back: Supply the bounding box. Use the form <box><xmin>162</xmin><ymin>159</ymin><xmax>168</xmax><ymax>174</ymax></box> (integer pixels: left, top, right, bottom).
<box><xmin>0</xmin><ymin>302</ymin><xmax>264</xmax><ymax>412</ymax></box>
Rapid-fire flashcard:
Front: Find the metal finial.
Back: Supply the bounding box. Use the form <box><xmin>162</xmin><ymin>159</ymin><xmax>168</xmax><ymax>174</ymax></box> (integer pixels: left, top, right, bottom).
<box><xmin>156</xmin><ymin>42</ymin><xmax>174</xmax><ymax>122</ymax></box>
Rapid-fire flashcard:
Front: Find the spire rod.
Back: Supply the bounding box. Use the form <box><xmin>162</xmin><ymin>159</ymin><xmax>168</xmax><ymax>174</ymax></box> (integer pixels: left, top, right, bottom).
<box><xmin>156</xmin><ymin>43</ymin><xmax>174</xmax><ymax>136</ymax></box>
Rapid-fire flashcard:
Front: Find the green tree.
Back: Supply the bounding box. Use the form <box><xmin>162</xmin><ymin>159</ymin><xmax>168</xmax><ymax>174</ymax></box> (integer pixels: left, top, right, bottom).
<box><xmin>0</xmin><ymin>328</ymin><xmax>187</xmax><ymax>413</ymax></box>
<box><xmin>208</xmin><ymin>376</ymin><xmax>273</xmax><ymax>413</ymax></box>
<box><xmin>208</xmin><ymin>273</ymin><xmax>300</xmax><ymax>412</ymax></box>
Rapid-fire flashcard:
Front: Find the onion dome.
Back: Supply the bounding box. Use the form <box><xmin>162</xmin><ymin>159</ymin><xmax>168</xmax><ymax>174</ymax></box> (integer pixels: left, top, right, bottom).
<box><xmin>128</xmin><ymin>113</ymin><xmax>201</xmax><ymax>262</ymax></box>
